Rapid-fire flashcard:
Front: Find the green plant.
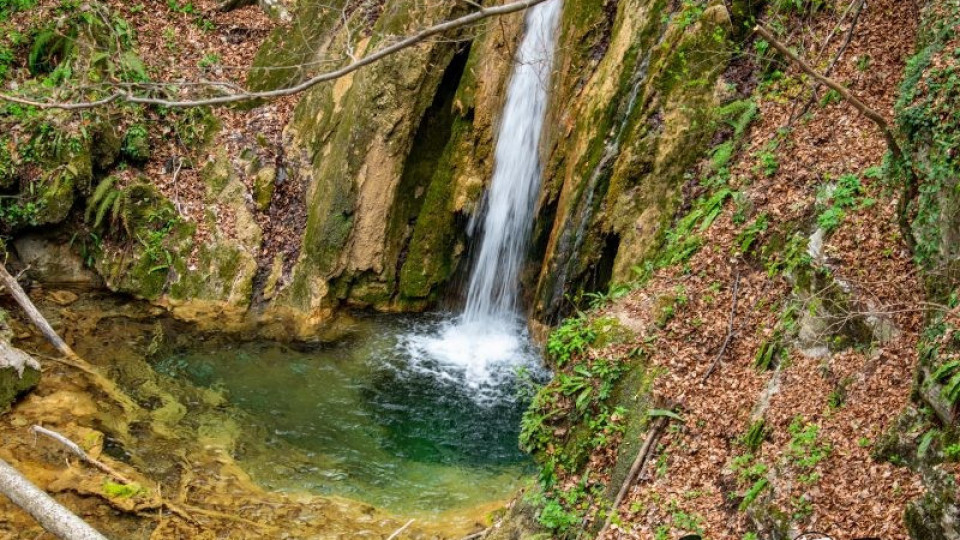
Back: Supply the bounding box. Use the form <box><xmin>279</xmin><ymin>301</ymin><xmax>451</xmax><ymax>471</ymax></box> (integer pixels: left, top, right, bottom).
<box><xmin>122</xmin><ymin>124</ymin><xmax>150</xmax><ymax>162</ymax></box>
<box><xmin>167</xmin><ymin>0</ymin><xmax>197</xmax><ymax>14</ymax></box>
<box><xmin>546</xmin><ymin>315</ymin><xmax>596</xmax><ymax>367</ymax></box>
<box><xmin>754</xmin><ymin>334</ymin><xmax>785</xmax><ymax>371</ymax></box>
<box><xmin>539</xmin><ymin>497</ymin><xmax>580</xmax><ymax>531</ymax></box>
<box><xmin>739</xmin><ymin>477</ymin><xmax>769</xmax><ymax>511</ymax></box>
<box><xmin>735</xmin><ymin>213</ymin><xmax>769</xmax><ymax>255</ymax></box>
<box><xmin>740</xmin><ymin>419</ymin><xmax>768</xmax><ymax>452</ymax></box>
<box><xmin>820</xmin><ymin>88</ymin><xmax>842</xmax><ymax>107</ymax></box>
<box><xmin>758</xmin><ymin>150</ymin><xmax>779</xmax><ymax>176</ymax></box>
<box><xmin>197</xmin><ymin>53</ymin><xmax>220</xmax><ymax>69</ymax></box>
<box><xmin>917</xmin><ymin>429</ymin><xmax>938</xmax><ymax>459</ymax></box>
<box><xmin>85</xmin><ymin>176</ymin><xmax>125</xmax><ymax>231</ymax></box>
<box><xmin>931</xmin><ymin>359</ymin><xmax>960</xmax><ymax>405</ymax></box>
<box><xmin>945</xmin><ymin>443</ymin><xmax>960</xmax><ymax>461</ymax></box>
<box><xmin>816</xmin><ymin>173</ymin><xmax>865</xmax><ymax>233</ymax></box>
<box><xmin>787</xmin><ymin>417</ymin><xmax>831</xmax><ymax>476</ymax></box>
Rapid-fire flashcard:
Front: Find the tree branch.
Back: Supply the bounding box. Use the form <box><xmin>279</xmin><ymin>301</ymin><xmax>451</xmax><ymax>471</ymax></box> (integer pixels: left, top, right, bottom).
<box><xmin>0</xmin><ymin>0</ymin><xmax>549</xmax><ymax>110</ymax></box>
<box><xmin>754</xmin><ymin>24</ymin><xmax>919</xmax><ymax>253</ymax></box>
<box><xmin>0</xmin><ymin>458</ymin><xmax>108</xmax><ymax>540</ymax></box>
<box><xmin>701</xmin><ymin>269</ymin><xmax>741</xmax><ymax>384</ymax></box>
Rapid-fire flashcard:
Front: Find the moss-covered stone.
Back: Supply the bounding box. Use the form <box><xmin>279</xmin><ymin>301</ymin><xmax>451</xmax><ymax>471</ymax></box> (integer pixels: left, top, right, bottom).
<box><xmin>121</xmin><ymin>124</ymin><xmax>150</xmax><ymax>163</ymax></box>
<box><xmin>90</xmin><ymin>119</ymin><xmax>121</xmax><ymax>172</ymax></box>
<box><xmin>0</xmin><ymin>341</ymin><xmax>41</xmax><ymax>415</ymax></box>
<box><xmin>253</xmin><ymin>166</ymin><xmax>276</xmax><ymax>211</ymax></box>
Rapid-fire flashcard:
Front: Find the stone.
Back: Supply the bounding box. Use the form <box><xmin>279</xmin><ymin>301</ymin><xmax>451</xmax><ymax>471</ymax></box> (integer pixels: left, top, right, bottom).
<box><xmin>13</xmin><ymin>234</ymin><xmax>103</xmax><ymax>287</ymax></box>
<box><xmin>0</xmin><ymin>340</ymin><xmax>41</xmax><ymax>414</ymax></box>
<box><xmin>253</xmin><ymin>166</ymin><xmax>276</xmax><ymax>211</ymax></box>
<box><xmin>48</xmin><ymin>290</ymin><xmax>79</xmax><ymax>306</ymax></box>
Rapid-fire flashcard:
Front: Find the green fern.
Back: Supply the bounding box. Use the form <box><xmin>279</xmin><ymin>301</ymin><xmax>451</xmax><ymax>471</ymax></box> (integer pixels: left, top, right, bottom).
<box><xmin>85</xmin><ymin>177</ymin><xmax>116</xmax><ymax>221</ymax></box>
<box><xmin>932</xmin><ymin>360</ymin><xmax>960</xmax><ymax>405</ymax></box>
<box><xmin>93</xmin><ymin>190</ymin><xmax>119</xmax><ymax>229</ymax></box>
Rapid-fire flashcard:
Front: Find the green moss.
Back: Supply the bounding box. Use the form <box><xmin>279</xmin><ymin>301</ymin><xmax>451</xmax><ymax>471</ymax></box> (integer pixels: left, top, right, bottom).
<box><xmin>0</xmin><ymin>364</ymin><xmax>40</xmax><ymax>414</ymax></box>
<box><xmin>121</xmin><ymin>124</ymin><xmax>150</xmax><ymax>163</ymax></box>
<box><xmin>102</xmin><ymin>480</ymin><xmax>146</xmax><ymax>499</ymax></box>
<box><xmin>253</xmin><ymin>166</ymin><xmax>275</xmax><ymax>211</ymax></box>
<box><xmin>248</xmin><ymin>0</ymin><xmax>351</xmax><ymax>91</ymax></box>
<box><xmin>0</xmin><ymin>136</ymin><xmax>15</xmax><ymax>188</ymax></box>
<box><xmin>90</xmin><ymin>119</ymin><xmax>121</xmax><ymax>171</ymax></box>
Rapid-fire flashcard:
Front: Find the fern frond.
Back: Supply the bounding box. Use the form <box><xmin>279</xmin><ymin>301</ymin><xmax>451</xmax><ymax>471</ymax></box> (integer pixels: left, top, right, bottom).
<box><xmin>86</xmin><ymin>177</ymin><xmax>117</xmax><ymax>222</ymax></box>
<box><xmin>944</xmin><ymin>372</ymin><xmax>960</xmax><ymax>405</ymax></box>
<box><xmin>932</xmin><ymin>360</ymin><xmax>960</xmax><ymax>382</ymax></box>
<box><xmin>93</xmin><ymin>190</ymin><xmax>119</xmax><ymax>229</ymax></box>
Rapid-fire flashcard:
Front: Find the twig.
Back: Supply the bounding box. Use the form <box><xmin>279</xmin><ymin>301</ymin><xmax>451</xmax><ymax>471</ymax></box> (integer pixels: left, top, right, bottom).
<box><xmin>0</xmin><ymin>0</ymin><xmax>549</xmax><ymax>110</ymax></box>
<box><xmin>386</xmin><ymin>519</ymin><xmax>414</xmax><ymax>540</ymax></box>
<box><xmin>790</xmin><ymin>0</ymin><xmax>867</xmax><ymax>124</ymax></box>
<box><xmin>701</xmin><ymin>270</ymin><xmax>742</xmax><ymax>384</ymax></box>
<box><xmin>598</xmin><ymin>414</ymin><xmax>671</xmax><ymax>536</ymax></box>
<box><xmin>30</xmin><ymin>425</ymin><xmax>134</xmax><ymax>485</ymax></box>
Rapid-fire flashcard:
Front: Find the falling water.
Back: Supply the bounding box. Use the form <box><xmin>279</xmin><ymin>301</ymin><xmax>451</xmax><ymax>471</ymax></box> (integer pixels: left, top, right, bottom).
<box><xmin>400</xmin><ymin>0</ymin><xmax>562</xmax><ymax>396</ymax></box>
<box><xmin>462</xmin><ymin>0</ymin><xmax>562</xmax><ymax>324</ymax></box>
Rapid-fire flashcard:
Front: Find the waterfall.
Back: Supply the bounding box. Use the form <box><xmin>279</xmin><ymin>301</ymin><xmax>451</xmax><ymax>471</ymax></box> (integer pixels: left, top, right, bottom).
<box><xmin>462</xmin><ymin>0</ymin><xmax>562</xmax><ymax>324</ymax></box>
<box><xmin>400</xmin><ymin>0</ymin><xmax>561</xmax><ymax>397</ymax></box>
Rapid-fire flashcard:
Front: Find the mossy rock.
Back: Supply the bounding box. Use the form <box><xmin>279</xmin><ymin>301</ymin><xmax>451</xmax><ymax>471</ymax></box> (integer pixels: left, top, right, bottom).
<box><xmin>33</xmin><ymin>172</ymin><xmax>77</xmax><ymax>225</ymax></box>
<box><xmin>904</xmin><ymin>471</ymin><xmax>960</xmax><ymax>540</ymax></box>
<box><xmin>90</xmin><ymin>118</ymin><xmax>121</xmax><ymax>172</ymax></box>
<box><xmin>0</xmin><ymin>137</ymin><xmax>16</xmax><ymax>189</ymax></box>
<box><xmin>122</xmin><ymin>124</ymin><xmax>151</xmax><ymax>163</ymax></box>
<box><xmin>0</xmin><ymin>341</ymin><xmax>41</xmax><ymax>415</ymax></box>
<box><xmin>253</xmin><ymin>166</ymin><xmax>276</xmax><ymax>211</ymax></box>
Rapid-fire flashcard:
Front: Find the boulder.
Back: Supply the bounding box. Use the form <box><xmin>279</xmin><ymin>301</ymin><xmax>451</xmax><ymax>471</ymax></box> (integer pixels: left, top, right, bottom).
<box><xmin>0</xmin><ymin>340</ymin><xmax>41</xmax><ymax>414</ymax></box>
<box><xmin>13</xmin><ymin>234</ymin><xmax>103</xmax><ymax>287</ymax></box>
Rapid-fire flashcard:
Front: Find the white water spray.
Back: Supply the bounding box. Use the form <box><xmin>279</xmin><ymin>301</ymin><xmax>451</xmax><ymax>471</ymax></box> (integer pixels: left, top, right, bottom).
<box><xmin>400</xmin><ymin>0</ymin><xmax>561</xmax><ymax>395</ymax></box>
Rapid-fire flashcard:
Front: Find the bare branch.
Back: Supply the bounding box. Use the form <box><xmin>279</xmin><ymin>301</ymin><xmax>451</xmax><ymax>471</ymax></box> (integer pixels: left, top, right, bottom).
<box><xmin>754</xmin><ymin>24</ymin><xmax>919</xmax><ymax>252</ymax></box>
<box><xmin>0</xmin><ymin>0</ymin><xmax>548</xmax><ymax>110</ymax></box>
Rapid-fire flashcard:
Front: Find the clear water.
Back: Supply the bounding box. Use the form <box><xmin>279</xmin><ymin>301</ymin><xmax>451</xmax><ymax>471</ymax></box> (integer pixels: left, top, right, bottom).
<box><xmin>155</xmin><ymin>314</ymin><xmax>545</xmax><ymax>517</ymax></box>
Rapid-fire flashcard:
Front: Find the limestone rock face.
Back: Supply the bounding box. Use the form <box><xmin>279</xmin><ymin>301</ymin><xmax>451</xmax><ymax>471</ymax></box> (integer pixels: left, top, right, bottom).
<box><xmin>254</xmin><ymin>0</ymin><xmax>523</xmax><ymax>330</ymax></box>
<box><xmin>530</xmin><ymin>0</ymin><xmax>742</xmax><ymax>323</ymax></box>
<box><xmin>0</xmin><ymin>340</ymin><xmax>41</xmax><ymax>414</ymax></box>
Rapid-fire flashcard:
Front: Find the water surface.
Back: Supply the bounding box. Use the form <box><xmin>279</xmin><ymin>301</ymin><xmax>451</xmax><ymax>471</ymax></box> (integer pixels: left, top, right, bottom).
<box><xmin>155</xmin><ymin>314</ymin><xmax>544</xmax><ymax>517</ymax></box>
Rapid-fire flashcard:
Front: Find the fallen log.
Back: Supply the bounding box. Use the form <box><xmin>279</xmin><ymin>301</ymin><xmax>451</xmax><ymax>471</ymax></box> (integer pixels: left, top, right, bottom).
<box><xmin>0</xmin><ymin>457</ymin><xmax>108</xmax><ymax>540</ymax></box>
<box><xmin>598</xmin><ymin>414</ymin><xmax>671</xmax><ymax>536</ymax></box>
<box><xmin>0</xmin><ymin>262</ymin><xmax>141</xmax><ymax>415</ymax></box>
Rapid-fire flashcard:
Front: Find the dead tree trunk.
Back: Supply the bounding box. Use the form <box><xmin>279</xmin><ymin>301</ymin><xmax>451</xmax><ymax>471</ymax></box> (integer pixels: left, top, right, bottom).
<box><xmin>0</xmin><ymin>458</ymin><xmax>108</xmax><ymax>540</ymax></box>
<box><xmin>755</xmin><ymin>25</ymin><xmax>919</xmax><ymax>253</ymax></box>
<box><xmin>0</xmin><ymin>261</ymin><xmax>140</xmax><ymax>414</ymax></box>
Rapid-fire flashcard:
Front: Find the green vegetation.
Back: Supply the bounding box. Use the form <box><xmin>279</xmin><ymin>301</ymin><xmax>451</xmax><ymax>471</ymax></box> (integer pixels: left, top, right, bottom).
<box><xmin>520</xmin><ymin>314</ymin><xmax>641</xmax><ymax>534</ymax></box>
<box><xmin>816</xmin><ymin>173</ymin><xmax>870</xmax><ymax>234</ymax></box>
<box><xmin>741</xmin><ymin>419</ymin><xmax>769</xmax><ymax>452</ymax></box>
<box><xmin>102</xmin><ymin>480</ymin><xmax>146</xmax><ymax>499</ymax></box>
<box><xmin>787</xmin><ymin>416</ymin><xmax>831</xmax><ymax>484</ymax></box>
